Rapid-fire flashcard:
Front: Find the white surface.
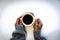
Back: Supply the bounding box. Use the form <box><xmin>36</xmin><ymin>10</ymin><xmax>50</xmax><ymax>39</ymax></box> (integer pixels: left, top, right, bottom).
<box><xmin>0</xmin><ymin>1</ymin><xmax>60</xmax><ymax>40</ymax></box>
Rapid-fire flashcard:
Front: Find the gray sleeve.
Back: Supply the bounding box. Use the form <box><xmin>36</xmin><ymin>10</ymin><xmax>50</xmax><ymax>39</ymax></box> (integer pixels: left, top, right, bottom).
<box><xmin>34</xmin><ymin>30</ymin><xmax>47</xmax><ymax>40</ymax></box>
<box><xmin>34</xmin><ymin>30</ymin><xmax>41</xmax><ymax>40</ymax></box>
<box><xmin>15</xmin><ymin>24</ymin><xmax>25</xmax><ymax>31</ymax></box>
<box><xmin>11</xmin><ymin>24</ymin><xmax>26</xmax><ymax>40</ymax></box>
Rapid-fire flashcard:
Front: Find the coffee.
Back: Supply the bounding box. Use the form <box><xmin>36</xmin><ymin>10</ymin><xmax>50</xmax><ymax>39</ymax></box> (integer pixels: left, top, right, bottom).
<box><xmin>23</xmin><ymin>14</ymin><xmax>33</xmax><ymax>25</ymax></box>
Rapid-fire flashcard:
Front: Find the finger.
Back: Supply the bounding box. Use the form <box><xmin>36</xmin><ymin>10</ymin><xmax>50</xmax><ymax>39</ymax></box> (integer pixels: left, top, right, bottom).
<box><xmin>19</xmin><ymin>16</ymin><xmax>22</xmax><ymax>24</ymax></box>
<box><xmin>37</xmin><ymin>19</ymin><xmax>43</xmax><ymax>29</ymax></box>
<box><xmin>34</xmin><ymin>19</ymin><xmax>36</xmax><ymax>25</ymax></box>
<box><xmin>19</xmin><ymin>18</ymin><xmax>22</xmax><ymax>24</ymax></box>
<box><xmin>19</xmin><ymin>16</ymin><xmax>22</xmax><ymax>18</ymax></box>
<box><xmin>16</xmin><ymin>18</ymin><xmax>20</xmax><ymax>25</ymax></box>
<box><xmin>37</xmin><ymin>18</ymin><xmax>41</xmax><ymax>24</ymax></box>
<box><xmin>37</xmin><ymin>19</ymin><xmax>41</xmax><ymax>25</ymax></box>
<box><xmin>34</xmin><ymin>19</ymin><xmax>38</xmax><ymax>31</ymax></box>
<box><xmin>35</xmin><ymin>19</ymin><xmax>38</xmax><ymax>26</ymax></box>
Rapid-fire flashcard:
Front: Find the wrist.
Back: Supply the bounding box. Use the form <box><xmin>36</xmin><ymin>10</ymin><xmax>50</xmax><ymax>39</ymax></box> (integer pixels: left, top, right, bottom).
<box><xmin>34</xmin><ymin>29</ymin><xmax>38</xmax><ymax>32</ymax></box>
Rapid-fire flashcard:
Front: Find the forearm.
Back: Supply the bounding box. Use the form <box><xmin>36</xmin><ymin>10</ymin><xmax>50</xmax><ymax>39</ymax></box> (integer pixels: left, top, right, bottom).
<box><xmin>11</xmin><ymin>30</ymin><xmax>26</xmax><ymax>40</ymax></box>
<box><xmin>34</xmin><ymin>30</ymin><xmax>47</xmax><ymax>40</ymax></box>
<box><xmin>34</xmin><ymin>30</ymin><xmax>41</xmax><ymax>40</ymax></box>
<box><xmin>11</xmin><ymin>24</ymin><xmax>26</xmax><ymax>40</ymax></box>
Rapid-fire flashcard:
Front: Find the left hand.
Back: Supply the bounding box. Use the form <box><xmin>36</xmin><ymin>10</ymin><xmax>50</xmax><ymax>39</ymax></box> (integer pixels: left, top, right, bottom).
<box><xmin>15</xmin><ymin>16</ymin><xmax>22</xmax><ymax>26</ymax></box>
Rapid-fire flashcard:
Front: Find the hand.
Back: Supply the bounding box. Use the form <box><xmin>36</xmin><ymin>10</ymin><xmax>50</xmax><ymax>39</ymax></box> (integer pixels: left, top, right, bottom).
<box><xmin>15</xmin><ymin>16</ymin><xmax>22</xmax><ymax>26</ymax></box>
<box><xmin>34</xmin><ymin>18</ymin><xmax>43</xmax><ymax>32</ymax></box>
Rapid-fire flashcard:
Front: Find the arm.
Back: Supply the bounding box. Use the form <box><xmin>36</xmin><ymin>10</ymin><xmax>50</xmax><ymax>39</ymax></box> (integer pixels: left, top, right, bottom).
<box><xmin>11</xmin><ymin>24</ymin><xmax>26</xmax><ymax>40</ymax></box>
<box><xmin>34</xmin><ymin>29</ymin><xmax>46</xmax><ymax>40</ymax></box>
<box><xmin>34</xmin><ymin>19</ymin><xmax>46</xmax><ymax>40</ymax></box>
<box><xmin>34</xmin><ymin>30</ymin><xmax>41</xmax><ymax>40</ymax></box>
<box><xmin>11</xmin><ymin>16</ymin><xmax>26</xmax><ymax>40</ymax></box>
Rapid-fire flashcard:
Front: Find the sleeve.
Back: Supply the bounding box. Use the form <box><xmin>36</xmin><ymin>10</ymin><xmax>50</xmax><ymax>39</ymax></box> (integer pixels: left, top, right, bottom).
<box><xmin>34</xmin><ymin>30</ymin><xmax>41</xmax><ymax>40</ymax></box>
<box><xmin>34</xmin><ymin>30</ymin><xmax>47</xmax><ymax>40</ymax></box>
<box><xmin>10</xmin><ymin>24</ymin><xmax>26</xmax><ymax>40</ymax></box>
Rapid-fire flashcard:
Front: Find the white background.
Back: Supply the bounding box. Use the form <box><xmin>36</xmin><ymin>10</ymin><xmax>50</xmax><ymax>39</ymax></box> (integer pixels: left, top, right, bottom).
<box><xmin>0</xmin><ymin>0</ymin><xmax>60</xmax><ymax>40</ymax></box>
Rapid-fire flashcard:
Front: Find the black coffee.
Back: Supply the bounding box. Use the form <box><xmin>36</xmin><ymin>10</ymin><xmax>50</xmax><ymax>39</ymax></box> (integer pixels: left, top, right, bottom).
<box><xmin>23</xmin><ymin>14</ymin><xmax>33</xmax><ymax>25</ymax></box>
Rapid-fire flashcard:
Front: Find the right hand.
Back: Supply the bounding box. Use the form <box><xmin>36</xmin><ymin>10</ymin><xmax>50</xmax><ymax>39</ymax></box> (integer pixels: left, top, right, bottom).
<box><xmin>34</xmin><ymin>19</ymin><xmax>43</xmax><ymax>32</ymax></box>
<box><xmin>15</xmin><ymin>16</ymin><xmax>22</xmax><ymax>26</ymax></box>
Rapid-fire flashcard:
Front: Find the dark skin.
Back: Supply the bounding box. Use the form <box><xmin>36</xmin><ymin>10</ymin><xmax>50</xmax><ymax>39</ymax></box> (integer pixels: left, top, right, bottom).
<box><xmin>15</xmin><ymin>16</ymin><xmax>43</xmax><ymax>32</ymax></box>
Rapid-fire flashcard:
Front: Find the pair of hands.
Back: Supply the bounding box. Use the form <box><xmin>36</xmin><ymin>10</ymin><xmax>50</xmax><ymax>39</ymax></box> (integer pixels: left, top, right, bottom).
<box><xmin>16</xmin><ymin>16</ymin><xmax>43</xmax><ymax>32</ymax></box>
